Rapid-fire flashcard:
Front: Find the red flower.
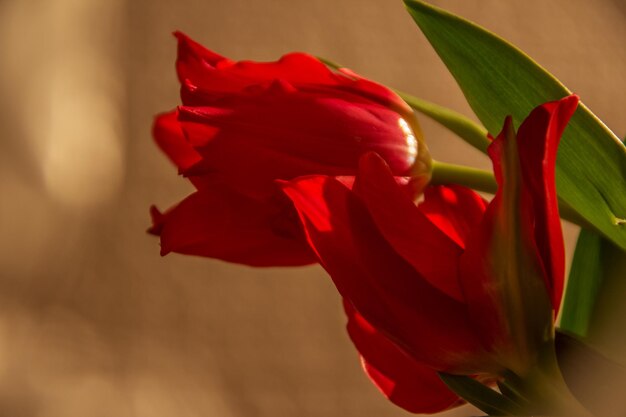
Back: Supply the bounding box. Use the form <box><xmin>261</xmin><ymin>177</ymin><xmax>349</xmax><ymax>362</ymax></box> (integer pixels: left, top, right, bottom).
<box><xmin>281</xmin><ymin>95</ymin><xmax>579</xmax><ymax>413</ymax></box>
<box><xmin>150</xmin><ymin>32</ymin><xmax>428</xmax><ymax>266</ymax></box>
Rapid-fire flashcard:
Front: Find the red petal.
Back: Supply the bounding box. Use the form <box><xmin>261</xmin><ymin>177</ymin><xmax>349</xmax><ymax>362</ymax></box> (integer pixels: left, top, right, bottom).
<box><xmin>148</xmin><ymin>205</ymin><xmax>165</xmax><ymax>235</ymax></box>
<box><xmin>343</xmin><ymin>300</ymin><xmax>461</xmax><ymax>414</ymax></box>
<box><xmin>176</xmin><ymin>86</ymin><xmax>417</xmax><ymax>187</ymax></box>
<box><xmin>281</xmin><ymin>175</ymin><xmax>490</xmax><ymax>372</ymax></box>
<box><xmin>335</xmin><ymin>67</ymin><xmax>414</xmax><ymax>120</ymax></box>
<box><xmin>173</xmin><ymin>33</ymin><xmax>417</xmax><ymax>125</ymax></box>
<box><xmin>174</xmin><ymin>31</ymin><xmax>232</xmax><ymax>84</ymax></box>
<box><xmin>212</xmin><ymin>52</ymin><xmax>339</xmax><ymax>86</ymax></box>
<box><xmin>516</xmin><ymin>95</ymin><xmax>579</xmax><ymax>310</ymax></box>
<box><xmin>459</xmin><ymin>96</ymin><xmax>578</xmax><ymax>373</ymax></box>
<box><xmin>461</xmin><ymin>117</ymin><xmax>550</xmax><ymax>373</ymax></box>
<box><xmin>175</xmin><ymin>33</ymin><xmax>340</xmax><ymax>96</ymax></box>
<box><xmin>354</xmin><ymin>153</ymin><xmax>466</xmax><ymax>301</ymax></box>
<box><xmin>153</xmin><ymin>110</ymin><xmax>203</xmax><ymax>172</ymax></box>
<box><xmin>151</xmin><ymin>184</ymin><xmax>315</xmax><ymax>267</ymax></box>
<box><xmin>418</xmin><ymin>185</ymin><xmax>488</xmax><ymax>250</ymax></box>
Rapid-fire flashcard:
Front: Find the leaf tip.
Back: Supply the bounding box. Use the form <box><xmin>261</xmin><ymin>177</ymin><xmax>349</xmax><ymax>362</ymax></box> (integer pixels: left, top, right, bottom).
<box><xmin>402</xmin><ymin>0</ymin><xmax>429</xmax><ymax>14</ymax></box>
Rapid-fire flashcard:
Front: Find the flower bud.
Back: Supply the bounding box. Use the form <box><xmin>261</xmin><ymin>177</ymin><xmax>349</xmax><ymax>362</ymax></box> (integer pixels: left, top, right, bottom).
<box><xmin>150</xmin><ymin>32</ymin><xmax>428</xmax><ymax>266</ymax></box>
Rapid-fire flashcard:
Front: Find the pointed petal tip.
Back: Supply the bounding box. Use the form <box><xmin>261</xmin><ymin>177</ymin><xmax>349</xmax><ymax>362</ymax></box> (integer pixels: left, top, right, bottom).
<box><xmin>536</xmin><ymin>94</ymin><xmax>580</xmax><ymax>121</ymax></box>
<box><xmin>173</xmin><ymin>31</ymin><xmax>227</xmax><ymax>68</ymax></box>
<box><xmin>173</xmin><ymin>31</ymin><xmax>194</xmax><ymax>47</ymax></box>
<box><xmin>149</xmin><ymin>204</ymin><xmax>162</xmax><ymax>217</ymax></box>
<box><xmin>152</xmin><ymin>109</ymin><xmax>177</xmax><ymax>135</ymax></box>
<box><xmin>358</xmin><ymin>151</ymin><xmax>387</xmax><ymax>170</ymax></box>
<box><xmin>503</xmin><ymin>114</ymin><xmax>514</xmax><ymax>129</ymax></box>
<box><xmin>274</xmin><ymin>179</ymin><xmax>293</xmax><ymax>194</ymax></box>
<box><xmin>173</xmin><ymin>31</ymin><xmax>197</xmax><ymax>46</ymax></box>
<box><xmin>559</xmin><ymin>93</ymin><xmax>580</xmax><ymax>114</ymax></box>
<box><xmin>148</xmin><ymin>205</ymin><xmax>165</xmax><ymax>235</ymax></box>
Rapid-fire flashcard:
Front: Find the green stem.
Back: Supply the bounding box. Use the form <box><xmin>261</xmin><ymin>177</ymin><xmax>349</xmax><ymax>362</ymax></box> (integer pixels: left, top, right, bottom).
<box><xmin>395</xmin><ymin>91</ymin><xmax>491</xmax><ymax>153</ymax></box>
<box><xmin>431</xmin><ymin>161</ymin><xmax>590</xmax><ymax>229</ymax></box>
<box><xmin>431</xmin><ymin>160</ymin><xmax>497</xmax><ymax>193</ymax></box>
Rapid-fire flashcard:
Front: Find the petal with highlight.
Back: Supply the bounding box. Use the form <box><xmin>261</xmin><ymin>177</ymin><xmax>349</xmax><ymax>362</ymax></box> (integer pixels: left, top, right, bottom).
<box><xmin>418</xmin><ymin>185</ymin><xmax>488</xmax><ymax>249</ymax></box>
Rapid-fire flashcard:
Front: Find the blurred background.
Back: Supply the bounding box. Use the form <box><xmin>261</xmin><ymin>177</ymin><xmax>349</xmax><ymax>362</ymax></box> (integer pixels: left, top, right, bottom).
<box><xmin>0</xmin><ymin>0</ymin><xmax>624</xmax><ymax>416</ymax></box>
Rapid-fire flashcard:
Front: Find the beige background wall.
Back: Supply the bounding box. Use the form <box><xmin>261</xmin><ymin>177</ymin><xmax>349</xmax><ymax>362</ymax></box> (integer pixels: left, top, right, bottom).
<box><xmin>0</xmin><ymin>0</ymin><xmax>624</xmax><ymax>416</ymax></box>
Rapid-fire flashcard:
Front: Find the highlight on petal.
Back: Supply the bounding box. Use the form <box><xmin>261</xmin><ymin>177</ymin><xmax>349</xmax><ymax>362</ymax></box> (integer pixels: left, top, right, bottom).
<box><xmin>417</xmin><ymin>184</ymin><xmax>488</xmax><ymax>249</ymax></box>
<box><xmin>152</xmin><ymin>32</ymin><xmax>430</xmax><ymax>275</ymax></box>
<box><xmin>174</xmin><ymin>34</ymin><xmax>413</xmax><ymax>121</ymax></box>
<box><xmin>176</xmin><ymin>90</ymin><xmax>419</xmax><ymax>181</ymax></box>
<box><xmin>344</xmin><ymin>300</ymin><xmax>461</xmax><ymax>414</ymax></box>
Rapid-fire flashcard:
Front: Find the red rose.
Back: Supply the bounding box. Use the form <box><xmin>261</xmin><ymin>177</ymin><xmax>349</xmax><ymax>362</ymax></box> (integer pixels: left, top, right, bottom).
<box><xmin>150</xmin><ymin>32</ymin><xmax>428</xmax><ymax>266</ymax></box>
<box><xmin>281</xmin><ymin>95</ymin><xmax>579</xmax><ymax>413</ymax></box>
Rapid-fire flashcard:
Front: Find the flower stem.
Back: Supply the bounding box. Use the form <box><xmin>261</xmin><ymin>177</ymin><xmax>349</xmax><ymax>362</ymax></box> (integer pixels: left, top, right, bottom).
<box><xmin>431</xmin><ymin>160</ymin><xmax>591</xmax><ymax>229</ymax></box>
<box><xmin>431</xmin><ymin>160</ymin><xmax>497</xmax><ymax>194</ymax></box>
<box><xmin>395</xmin><ymin>91</ymin><xmax>491</xmax><ymax>153</ymax></box>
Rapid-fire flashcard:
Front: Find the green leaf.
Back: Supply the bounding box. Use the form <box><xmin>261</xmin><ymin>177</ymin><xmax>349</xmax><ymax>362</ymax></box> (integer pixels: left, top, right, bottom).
<box><xmin>560</xmin><ymin>230</ymin><xmax>626</xmax><ymax>353</ymax></box>
<box><xmin>438</xmin><ymin>373</ymin><xmax>521</xmax><ymax>415</ymax></box>
<box><xmin>404</xmin><ymin>0</ymin><xmax>626</xmax><ymax>250</ymax></box>
<box><xmin>394</xmin><ymin>91</ymin><xmax>491</xmax><ymax>153</ymax></box>
<box><xmin>559</xmin><ymin>229</ymin><xmax>606</xmax><ymax>337</ymax></box>
<box><xmin>496</xmin><ymin>380</ymin><xmax>529</xmax><ymax>410</ymax></box>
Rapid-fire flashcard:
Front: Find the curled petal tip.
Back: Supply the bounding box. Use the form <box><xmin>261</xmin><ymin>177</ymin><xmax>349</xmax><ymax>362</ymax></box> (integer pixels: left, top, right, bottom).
<box><xmin>173</xmin><ymin>31</ymin><xmax>199</xmax><ymax>47</ymax></box>
<box><xmin>274</xmin><ymin>178</ymin><xmax>290</xmax><ymax>190</ymax></box>
<box><xmin>502</xmin><ymin>114</ymin><xmax>515</xmax><ymax>130</ymax></box>
<box><xmin>148</xmin><ymin>205</ymin><xmax>165</xmax><ymax>235</ymax></box>
<box><xmin>359</xmin><ymin>151</ymin><xmax>388</xmax><ymax>169</ymax></box>
<box><xmin>560</xmin><ymin>93</ymin><xmax>580</xmax><ymax>112</ymax></box>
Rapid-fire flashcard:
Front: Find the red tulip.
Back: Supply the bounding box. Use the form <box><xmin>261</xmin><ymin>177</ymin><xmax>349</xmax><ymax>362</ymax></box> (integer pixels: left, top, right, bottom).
<box><xmin>281</xmin><ymin>95</ymin><xmax>579</xmax><ymax>413</ymax></box>
<box><xmin>150</xmin><ymin>32</ymin><xmax>428</xmax><ymax>266</ymax></box>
